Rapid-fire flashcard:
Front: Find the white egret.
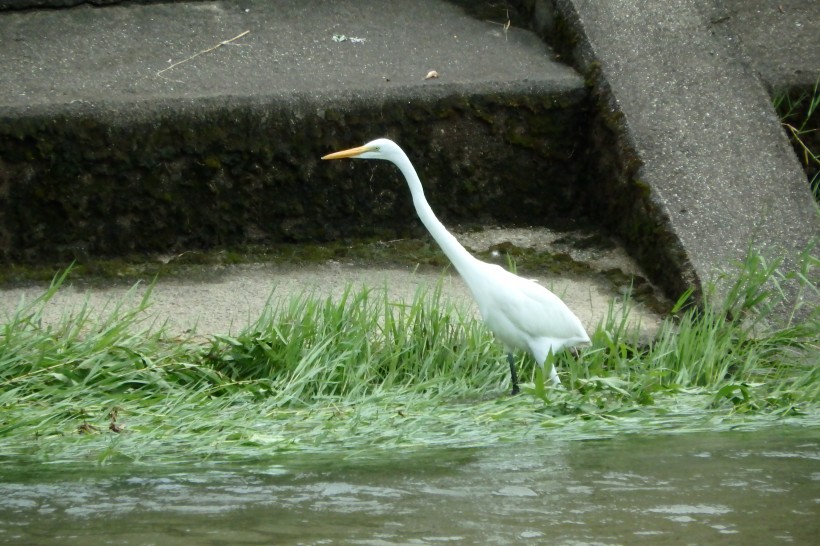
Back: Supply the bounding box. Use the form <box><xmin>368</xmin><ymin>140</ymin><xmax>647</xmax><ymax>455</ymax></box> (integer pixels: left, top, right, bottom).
<box><xmin>322</xmin><ymin>138</ymin><xmax>590</xmax><ymax>394</ymax></box>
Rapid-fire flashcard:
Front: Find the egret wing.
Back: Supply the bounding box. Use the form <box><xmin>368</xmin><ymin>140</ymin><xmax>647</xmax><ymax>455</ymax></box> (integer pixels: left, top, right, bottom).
<box><xmin>481</xmin><ymin>267</ymin><xmax>587</xmax><ymax>342</ymax></box>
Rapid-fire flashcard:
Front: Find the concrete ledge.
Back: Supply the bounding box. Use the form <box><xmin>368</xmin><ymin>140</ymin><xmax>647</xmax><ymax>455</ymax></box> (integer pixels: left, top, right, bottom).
<box><xmin>0</xmin><ymin>0</ymin><xmax>587</xmax><ymax>262</ymax></box>
<box><xmin>1</xmin><ymin>0</ymin><xmax>816</xmax><ymax>318</ymax></box>
<box><xmin>534</xmin><ymin>0</ymin><xmax>818</xmax><ymax>308</ymax></box>
<box><xmin>708</xmin><ymin>0</ymin><xmax>819</xmax><ymax>92</ymax></box>
<box><xmin>1</xmin><ymin>86</ymin><xmax>588</xmax><ymax>261</ymax></box>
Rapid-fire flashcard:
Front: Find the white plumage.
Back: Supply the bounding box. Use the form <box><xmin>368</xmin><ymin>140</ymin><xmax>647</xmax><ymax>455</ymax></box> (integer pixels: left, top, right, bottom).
<box><xmin>323</xmin><ymin>138</ymin><xmax>589</xmax><ymax>393</ymax></box>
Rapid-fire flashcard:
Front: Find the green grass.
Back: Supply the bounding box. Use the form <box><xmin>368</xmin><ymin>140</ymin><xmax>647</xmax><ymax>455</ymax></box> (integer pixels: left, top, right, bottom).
<box><xmin>774</xmin><ymin>78</ymin><xmax>820</xmax><ymax>199</ymax></box>
<box><xmin>0</xmin><ymin>248</ymin><xmax>817</xmax><ymax>465</ymax></box>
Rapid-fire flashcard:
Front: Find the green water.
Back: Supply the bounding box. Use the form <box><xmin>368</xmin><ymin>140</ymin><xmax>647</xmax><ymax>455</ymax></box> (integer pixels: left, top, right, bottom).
<box><xmin>0</xmin><ymin>427</ymin><xmax>817</xmax><ymax>545</ymax></box>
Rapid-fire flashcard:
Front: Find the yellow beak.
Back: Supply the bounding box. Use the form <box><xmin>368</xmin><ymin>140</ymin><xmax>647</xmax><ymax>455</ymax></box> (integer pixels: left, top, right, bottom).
<box><xmin>321</xmin><ymin>145</ymin><xmax>375</xmax><ymax>160</ymax></box>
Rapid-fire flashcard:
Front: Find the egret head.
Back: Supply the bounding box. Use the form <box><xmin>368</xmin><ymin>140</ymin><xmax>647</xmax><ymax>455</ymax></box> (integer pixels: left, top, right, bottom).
<box><xmin>322</xmin><ymin>138</ymin><xmax>400</xmax><ymax>162</ymax></box>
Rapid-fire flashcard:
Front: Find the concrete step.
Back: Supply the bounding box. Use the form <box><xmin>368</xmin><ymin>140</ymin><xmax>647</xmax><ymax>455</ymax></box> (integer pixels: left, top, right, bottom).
<box><xmin>0</xmin><ymin>0</ymin><xmax>588</xmax><ymax>262</ymax></box>
<box><xmin>0</xmin><ymin>227</ymin><xmax>667</xmax><ymax>339</ymax></box>
<box><xmin>0</xmin><ymin>0</ymin><xmax>816</xmax><ymax>325</ymax></box>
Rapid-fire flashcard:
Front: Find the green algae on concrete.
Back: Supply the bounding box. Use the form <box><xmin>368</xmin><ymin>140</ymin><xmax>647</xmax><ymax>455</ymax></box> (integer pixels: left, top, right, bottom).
<box><xmin>0</xmin><ymin>233</ymin><xmax>591</xmax><ymax>286</ymax></box>
<box><xmin>0</xmin><ymin>90</ymin><xmax>589</xmax><ymax>264</ymax></box>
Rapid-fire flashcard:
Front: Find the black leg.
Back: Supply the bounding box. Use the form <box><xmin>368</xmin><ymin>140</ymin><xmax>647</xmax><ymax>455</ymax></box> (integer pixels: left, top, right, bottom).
<box><xmin>507</xmin><ymin>352</ymin><xmax>520</xmax><ymax>395</ymax></box>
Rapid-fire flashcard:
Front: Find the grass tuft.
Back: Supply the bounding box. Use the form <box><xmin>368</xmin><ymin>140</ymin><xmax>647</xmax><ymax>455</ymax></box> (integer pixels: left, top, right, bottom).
<box><xmin>0</xmin><ymin>248</ymin><xmax>817</xmax><ymax>464</ymax></box>
<box><xmin>774</xmin><ymin>77</ymin><xmax>820</xmax><ymax>199</ymax></box>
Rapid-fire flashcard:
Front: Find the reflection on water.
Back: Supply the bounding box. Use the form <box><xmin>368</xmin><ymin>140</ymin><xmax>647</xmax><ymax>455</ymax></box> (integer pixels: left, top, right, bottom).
<box><xmin>0</xmin><ymin>428</ymin><xmax>817</xmax><ymax>545</ymax></box>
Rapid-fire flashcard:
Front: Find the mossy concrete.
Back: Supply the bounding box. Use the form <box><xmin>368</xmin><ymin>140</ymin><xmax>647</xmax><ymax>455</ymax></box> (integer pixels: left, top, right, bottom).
<box><xmin>0</xmin><ymin>91</ymin><xmax>589</xmax><ymax>262</ymax></box>
<box><xmin>0</xmin><ymin>0</ymin><xmax>817</xmax><ymax>320</ymax></box>
<box><xmin>0</xmin><ymin>227</ymin><xmax>667</xmax><ymax>341</ymax></box>
<box><xmin>0</xmin><ymin>0</ymin><xmax>587</xmax><ymax>263</ymax></box>
<box><xmin>0</xmin><ymin>0</ymin><xmax>127</xmax><ymax>9</ymax></box>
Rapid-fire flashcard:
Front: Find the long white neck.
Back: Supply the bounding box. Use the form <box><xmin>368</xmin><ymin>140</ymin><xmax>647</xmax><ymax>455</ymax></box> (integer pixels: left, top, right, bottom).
<box><xmin>389</xmin><ymin>151</ymin><xmax>480</xmax><ymax>280</ymax></box>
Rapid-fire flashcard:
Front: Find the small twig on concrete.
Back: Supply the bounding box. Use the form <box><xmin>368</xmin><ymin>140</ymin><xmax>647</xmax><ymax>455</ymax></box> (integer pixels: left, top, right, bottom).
<box><xmin>157</xmin><ymin>30</ymin><xmax>250</xmax><ymax>77</ymax></box>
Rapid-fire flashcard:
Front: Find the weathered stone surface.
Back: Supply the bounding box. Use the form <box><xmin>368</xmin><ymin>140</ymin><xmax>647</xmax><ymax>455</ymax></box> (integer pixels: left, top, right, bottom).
<box><xmin>0</xmin><ymin>228</ymin><xmax>667</xmax><ymax>339</ymax></box>
<box><xmin>530</xmin><ymin>0</ymin><xmax>818</xmax><ymax>311</ymax></box>
<box><xmin>0</xmin><ymin>0</ymin><xmax>586</xmax><ymax>262</ymax></box>
<box><xmin>708</xmin><ymin>0</ymin><xmax>820</xmax><ymax>92</ymax></box>
<box><xmin>0</xmin><ymin>0</ymin><xmax>816</xmax><ymax>319</ymax></box>
<box><xmin>0</xmin><ymin>91</ymin><xmax>588</xmax><ymax>261</ymax></box>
